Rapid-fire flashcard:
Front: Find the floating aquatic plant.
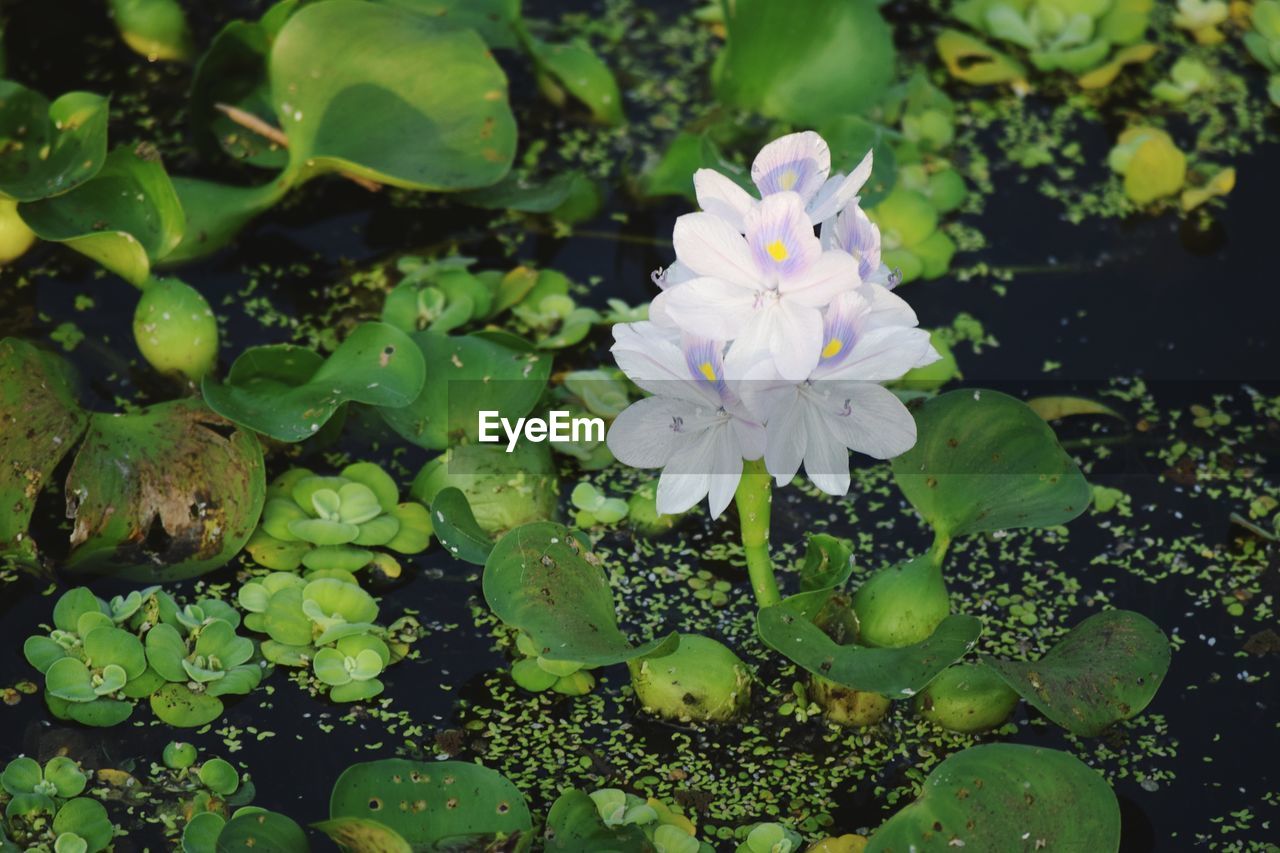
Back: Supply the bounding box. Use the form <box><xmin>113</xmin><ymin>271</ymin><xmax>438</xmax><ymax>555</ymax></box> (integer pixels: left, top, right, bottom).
<box><xmin>0</xmin><ymin>755</ymin><xmax>113</xmax><ymax>853</ymax></box>
<box><xmin>247</xmin><ymin>463</ymin><xmax>432</xmax><ymax>578</ymax></box>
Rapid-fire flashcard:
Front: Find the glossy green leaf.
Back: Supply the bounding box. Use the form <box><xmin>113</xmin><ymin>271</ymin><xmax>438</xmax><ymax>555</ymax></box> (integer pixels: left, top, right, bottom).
<box><xmin>327</xmin><ymin>759</ymin><xmax>531</xmax><ymax>849</ymax></box>
<box><xmin>150</xmin><ymin>682</ymin><xmax>224</xmax><ymax>728</ymax></box>
<box><xmin>379</xmin><ymin>331</ymin><xmax>550</xmax><ymax>449</ymax></box>
<box><xmin>216</xmin><ymin>810</ymin><xmax>309</xmax><ymax>853</ymax></box>
<box><xmin>982</xmin><ymin>609</ymin><xmax>1170</xmax><ymax>736</ymax></box>
<box><xmin>202</xmin><ymin>322</ymin><xmax>425</xmax><ymax>442</ymax></box>
<box><xmin>109</xmin><ymin>0</ymin><xmax>195</xmax><ymax>62</ymax></box>
<box><xmin>379</xmin><ymin>0</ymin><xmax>521</xmax><ymax>49</ymax></box>
<box><xmin>270</xmin><ymin>0</ymin><xmax>516</xmax><ymax>189</ymax></box>
<box><xmin>890</xmin><ymin>389</ymin><xmax>1092</xmax><ymax>540</ymax></box>
<box><xmin>0</xmin><ymin>81</ymin><xmax>109</xmax><ymax>202</ymax></box>
<box><xmin>543</xmin><ymin>789</ymin><xmax>650</xmax><ymax>852</ymax></box>
<box><xmin>638</xmin><ymin>131</ymin><xmax>748</xmax><ymax>203</ymax></box>
<box><xmin>797</xmin><ymin>533</ymin><xmax>854</xmax><ymax>592</ymax></box>
<box><xmin>483</xmin><ymin>522</ymin><xmax>677</xmax><ymax>666</ymax></box>
<box><xmin>757</xmin><ymin>609</ymin><xmax>981</xmax><ymax>699</ymax></box>
<box><xmin>0</xmin><ymin>339</ymin><xmax>88</xmax><ymax>565</ymax></box>
<box><xmin>712</xmin><ymin>0</ymin><xmax>895</xmax><ymax>125</ymax></box>
<box><xmin>431</xmin><ymin>487</ymin><xmax>493</xmax><ymax>565</ymax></box>
<box><xmin>51</xmin><ymin>798</ymin><xmax>114</xmax><ymax>853</ymax></box>
<box><xmin>181</xmin><ymin>811</ymin><xmax>225</xmax><ymax>853</ymax></box>
<box><xmin>530</xmin><ymin>37</ymin><xmax>624</xmax><ymax>125</ymax></box>
<box><xmin>457</xmin><ymin>170</ymin><xmax>586</xmax><ymax>213</ymax></box>
<box><xmin>164</xmin><ymin>177</ymin><xmax>290</xmax><ymax>264</ymax></box>
<box><xmin>19</xmin><ymin>146</ymin><xmax>185</xmax><ymax>286</ymax></box>
<box><xmin>63</xmin><ymin>398</ymin><xmax>265</xmax><ymax>581</ymax></box>
<box><xmin>866</xmin><ymin>744</ymin><xmax>1120</xmax><ymax>852</ymax></box>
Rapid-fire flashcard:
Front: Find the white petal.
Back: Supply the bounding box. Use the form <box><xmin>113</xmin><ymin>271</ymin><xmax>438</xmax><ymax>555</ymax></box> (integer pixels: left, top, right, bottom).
<box><xmin>729</xmin><ymin>410</ymin><xmax>767</xmax><ymax>461</ymax></box>
<box><xmin>802</xmin><ymin>407</ymin><xmax>852</xmax><ymax>496</ymax></box>
<box><xmin>652</xmin><ymin>277</ymin><xmax>758</xmax><ymax>341</ymax></box>
<box><xmin>606</xmin><ymin>397</ymin><xmax>690</xmax><ymax>467</ymax></box>
<box><xmin>693</xmin><ymin>169</ymin><xmax>757</xmax><ymax>233</ymax></box>
<box><xmin>656</xmin><ymin>471</ymin><xmax>710</xmax><ymax>515</ymax></box>
<box><xmin>706</xmin><ymin>435</ymin><xmax>745</xmax><ymax>518</ymax></box>
<box><xmin>817</xmin><ymin>382</ymin><xmax>918</xmax><ymax>460</ymax></box>
<box><xmin>611</xmin><ymin>322</ymin><xmax>717</xmax><ymax>406</ymax></box>
<box><xmin>652</xmin><ymin>259</ymin><xmax>696</xmax><ymax>291</ymax></box>
<box><xmin>763</xmin><ymin>395</ymin><xmax>808</xmax><ymax>485</ymax></box>
<box><xmin>783</xmin><ymin>249</ymin><xmax>860</xmax><ymax>306</ymax></box>
<box><xmin>769</xmin><ymin>303</ymin><xmax>824</xmax><ymax>382</ymax></box>
<box><xmin>751</xmin><ymin>131</ymin><xmax>831</xmax><ymax>201</ymax></box>
<box><xmin>806</xmin><ymin>150</ymin><xmax>874</xmax><ymax>225</ymax></box>
<box><xmin>822</xmin><ymin>326</ymin><xmax>936</xmax><ymax>382</ymax></box>
<box><xmin>857</xmin><ymin>281</ymin><xmax>918</xmax><ymax>329</ymax></box>
<box><xmin>721</xmin><ymin>317</ymin><xmax>775</xmax><ymax>383</ymax></box>
<box><xmin>672</xmin><ymin>212</ymin><xmax>759</xmax><ymax>283</ymax></box>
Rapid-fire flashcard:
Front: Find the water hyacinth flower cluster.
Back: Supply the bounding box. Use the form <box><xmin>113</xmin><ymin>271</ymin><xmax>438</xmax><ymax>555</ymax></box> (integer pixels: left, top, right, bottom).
<box><xmin>237</xmin><ymin>571</ymin><xmax>403</xmax><ymax>702</ymax></box>
<box><xmin>0</xmin><ymin>756</ymin><xmax>113</xmax><ymax>853</ymax></box>
<box><xmin>607</xmin><ymin>131</ymin><xmax>939</xmax><ymax>521</ymax></box>
<box><xmin>247</xmin><ymin>463</ymin><xmax>433</xmax><ymax>579</ymax></box>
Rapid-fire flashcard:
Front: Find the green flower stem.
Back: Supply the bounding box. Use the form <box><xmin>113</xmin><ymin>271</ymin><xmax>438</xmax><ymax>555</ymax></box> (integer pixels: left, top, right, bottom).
<box><xmin>735</xmin><ymin>458</ymin><xmax>780</xmax><ymax>607</ymax></box>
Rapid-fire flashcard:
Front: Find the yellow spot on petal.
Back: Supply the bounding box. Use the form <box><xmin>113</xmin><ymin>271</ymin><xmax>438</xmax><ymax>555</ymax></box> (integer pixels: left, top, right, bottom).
<box><xmin>766</xmin><ymin>239</ymin><xmax>789</xmax><ymax>262</ymax></box>
<box><xmin>698</xmin><ymin>361</ymin><xmax>717</xmax><ymax>382</ymax></box>
<box><xmin>822</xmin><ymin>338</ymin><xmax>843</xmax><ymax>359</ymax></box>
<box><xmin>779</xmin><ymin>169</ymin><xmax>798</xmax><ymax>190</ymax></box>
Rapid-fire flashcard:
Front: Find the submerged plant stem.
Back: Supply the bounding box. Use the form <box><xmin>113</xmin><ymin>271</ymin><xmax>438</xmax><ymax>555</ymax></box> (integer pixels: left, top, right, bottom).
<box><xmin>736</xmin><ymin>458</ymin><xmax>780</xmax><ymax>607</ymax></box>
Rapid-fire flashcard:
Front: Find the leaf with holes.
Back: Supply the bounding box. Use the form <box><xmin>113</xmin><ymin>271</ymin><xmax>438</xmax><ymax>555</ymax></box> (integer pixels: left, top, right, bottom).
<box><xmin>202</xmin><ymin>322</ymin><xmax>425</xmax><ymax>442</ymax></box>
<box><xmin>483</xmin><ymin>522</ymin><xmax>677</xmax><ymax>666</ymax></box>
<box><xmin>757</xmin><ymin>607</ymin><xmax>980</xmax><ymax>699</ymax></box>
<box><xmin>63</xmin><ymin>398</ymin><xmax>266</xmax><ymax>581</ymax></box>
<box><xmin>982</xmin><ymin>609</ymin><xmax>1170</xmax><ymax>736</ymax></box>
<box><xmin>324</xmin><ymin>759</ymin><xmax>531</xmax><ymax>850</ymax></box>
<box><xmin>19</xmin><ymin>146</ymin><xmax>185</xmax><ymax>286</ymax></box>
<box><xmin>866</xmin><ymin>744</ymin><xmax>1120</xmax><ymax>852</ymax></box>
<box><xmin>0</xmin><ymin>80</ymin><xmax>109</xmax><ymax>202</ymax></box>
<box><xmin>891</xmin><ymin>389</ymin><xmax>1092</xmax><ymax>540</ymax></box>
<box><xmin>0</xmin><ymin>339</ymin><xmax>89</xmax><ymax>566</ymax></box>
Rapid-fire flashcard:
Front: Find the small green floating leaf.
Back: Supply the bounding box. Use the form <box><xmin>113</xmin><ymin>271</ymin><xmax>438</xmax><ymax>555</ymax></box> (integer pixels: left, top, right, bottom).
<box><xmin>326</xmin><ymin>758</ymin><xmax>531</xmax><ymax>850</ymax></box>
<box><xmin>430</xmin><ymin>487</ymin><xmax>493</xmax><ymax>565</ymax></box>
<box><xmin>0</xmin><ymin>81</ymin><xmax>109</xmax><ymax>202</ymax></box>
<box><xmin>312</xmin><ymin>817</ymin><xmax>410</xmax><ymax>853</ymax></box>
<box><xmin>1026</xmin><ymin>395</ymin><xmax>1124</xmax><ymax>422</ymax></box>
<box><xmin>865</xmin><ymin>744</ymin><xmax>1120</xmax><ymax>853</ymax></box>
<box><xmin>891</xmin><ymin>389</ymin><xmax>1092</xmax><ymax>540</ymax></box>
<box><xmin>0</xmin><ymin>339</ymin><xmax>89</xmax><ymax>566</ymax></box>
<box><xmin>529</xmin><ymin>37</ymin><xmax>624</xmax><ymax>125</ymax></box>
<box><xmin>935</xmin><ymin>29</ymin><xmax>1026</xmax><ymax>85</ymax></box>
<box><xmin>150</xmin><ymin>683</ymin><xmax>224</xmax><ymax>728</ymax></box>
<box><xmin>982</xmin><ymin>609</ymin><xmax>1171</xmax><ymax>736</ymax></box>
<box><xmin>109</xmin><ymin>0</ymin><xmax>195</xmax><ymax>63</ymax></box>
<box><xmin>483</xmin><ymin>522</ymin><xmax>677</xmax><ymax>666</ymax></box>
<box><xmin>19</xmin><ymin>146</ymin><xmax>185</xmax><ymax>286</ymax></box>
<box><xmin>543</xmin><ymin>789</ymin><xmax>649</xmax><ymax>852</ymax></box>
<box><xmin>216</xmin><ymin>810</ymin><xmax>309</xmax><ymax>852</ymax></box>
<box><xmin>757</xmin><ymin>609</ymin><xmax>980</xmax><ymax>699</ymax></box>
<box><xmin>202</xmin><ymin>322</ymin><xmax>425</xmax><ymax>442</ymax></box>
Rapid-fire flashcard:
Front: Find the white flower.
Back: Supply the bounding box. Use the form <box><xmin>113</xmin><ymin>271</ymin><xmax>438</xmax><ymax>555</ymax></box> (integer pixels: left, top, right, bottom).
<box><xmin>651</xmin><ymin>191</ymin><xmax>859</xmax><ymax>381</ymax></box>
<box><xmin>606</xmin><ymin>322</ymin><xmax>765</xmax><ymax>517</ymax></box>
<box><xmin>692</xmin><ymin>131</ymin><xmax>873</xmax><ymax>232</ymax></box>
<box><xmin>739</xmin><ymin>289</ymin><xmax>939</xmax><ymax>496</ymax></box>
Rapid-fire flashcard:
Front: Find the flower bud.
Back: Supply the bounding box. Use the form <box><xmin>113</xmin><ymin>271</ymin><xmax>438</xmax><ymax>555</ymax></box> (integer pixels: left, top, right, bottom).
<box><xmin>133</xmin><ymin>278</ymin><xmax>218</xmax><ymax>382</ymax></box>
<box><xmin>628</xmin><ymin>634</ymin><xmax>751</xmax><ymax>723</ymax></box>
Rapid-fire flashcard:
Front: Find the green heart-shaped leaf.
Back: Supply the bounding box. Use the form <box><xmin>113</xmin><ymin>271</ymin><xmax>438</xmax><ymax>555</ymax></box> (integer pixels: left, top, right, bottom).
<box><xmin>891</xmin><ymin>389</ymin><xmax>1092</xmax><ymax>540</ymax></box>
<box><xmin>0</xmin><ymin>81</ymin><xmax>109</xmax><ymax>202</ymax></box>
<box><xmin>45</xmin><ymin>658</ymin><xmax>98</xmax><ymax>702</ymax></box>
<box><xmin>19</xmin><ymin>146</ymin><xmax>185</xmax><ymax>286</ymax></box>
<box><xmin>216</xmin><ymin>810</ymin><xmax>309</xmax><ymax>852</ymax></box>
<box><xmin>483</xmin><ymin>522</ymin><xmax>677</xmax><ymax>666</ymax></box>
<box><xmin>712</xmin><ymin>0</ymin><xmax>895</xmax><ymax>125</ymax></box>
<box><xmin>203</xmin><ymin>323</ymin><xmax>424</xmax><ymax>442</ymax></box>
<box><xmin>543</xmin><ymin>789</ymin><xmax>650</xmax><ymax>852</ymax></box>
<box><xmin>63</xmin><ymin>399</ymin><xmax>266</xmax><ymax>581</ymax></box>
<box><xmin>430</xmin><ymin>487</ymin><xmax>492</xmax><ymax>565</ymax></box>
<box><xmin>757</xmin><ymin>608</ymin><xmax>981</xmax><ymax>699</ymax></box>
<box><xmin>327</xmin><ymin>759</ymin><xmax>531</xmax><ymax>848</ymax></box>
<box><xmin>0</xmin><ymin>339</ymin><xmax>89</xmax><ymax>565</ymax></box>
<box><xmin>982</xmin><ymin>609</ymin><xmax>1170</xmax><ymax>736</ymax></box>
<box><xmin>164</xmin><ymin>177</ymin><xmax>290</xmax><ymax>264</ymax></box>
<box><xmin>379</xmin><ymin>331</ymin><xmax>549</xmax><ymax>450</ymax></box>
<box><xmin>51</xmin><ymin>798</ymin><xmax>114</xmax><ymax>852</ymax></box>
<box><xmin>866</xmin><ymin>744</ymin><xmax>1120</xmax><ymax>852</ymax></box>
<box><xmin>270</xmin><ymin>0</ymin><xmax>516</xmax><ymax>189</ymax></box>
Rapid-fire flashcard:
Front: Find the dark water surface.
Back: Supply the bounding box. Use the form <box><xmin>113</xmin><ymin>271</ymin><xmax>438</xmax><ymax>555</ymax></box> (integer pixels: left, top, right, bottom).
<box><xmin>2</xmin><ymin>0</ymin><xmax>1279</xmax><ymax>851</ymax></box>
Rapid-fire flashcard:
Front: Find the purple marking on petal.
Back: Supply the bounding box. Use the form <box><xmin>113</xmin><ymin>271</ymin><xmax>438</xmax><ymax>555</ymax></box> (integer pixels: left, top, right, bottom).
<box><xmin>756</xmin><ymin>159</ymin><xmax>820</xmax><ymax>197</ymax></box>
<box><xmin>746</xmin><ymin>194</ymin><xmax>814</xmax><ymax>282</ymax></box>
<box><xmin>682</xmin><ymin>335</ymin><xmax>727</xmax><ymax>395</ymax></box>
<box><xmin>831</xmin><ymin>206</ymin><xmax>883</xmax><ymax>281</ymax></box>
<box><xmin>818</xmin><ymin>299</ymin><xmax>860</xmax><ymax>369</ymax></box>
